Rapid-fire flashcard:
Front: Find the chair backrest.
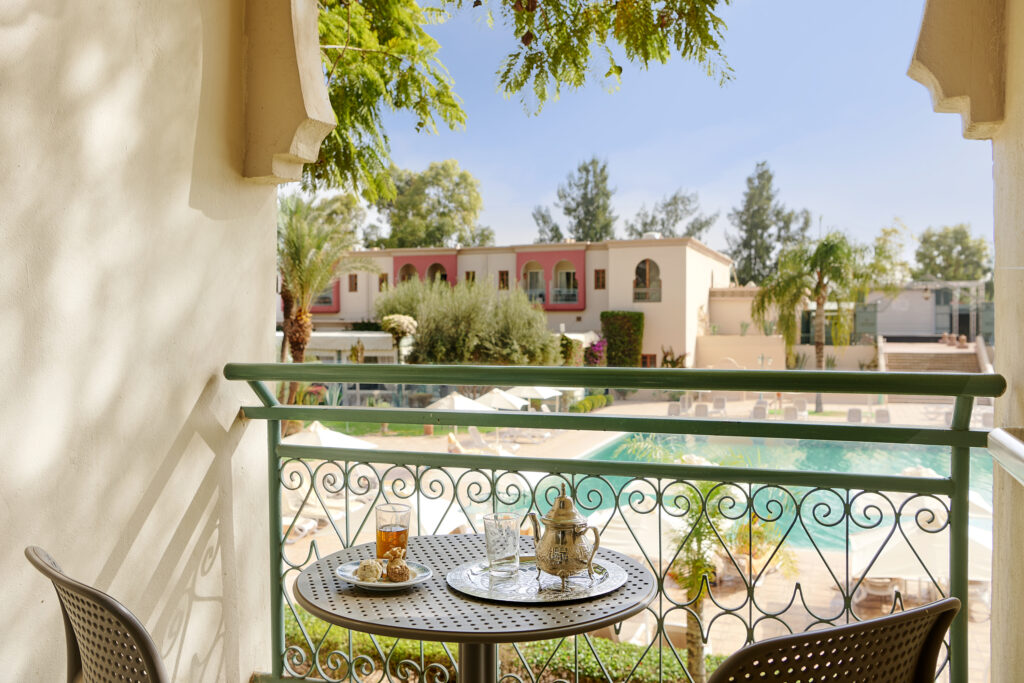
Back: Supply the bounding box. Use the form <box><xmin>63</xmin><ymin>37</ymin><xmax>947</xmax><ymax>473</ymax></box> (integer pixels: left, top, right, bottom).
<box><xmin>752</xmin><ymin>405</ymin><xmax>767</xmax><ymax>419</ymax></box>
<box><xmin>694</xmin><ymin>403</ymin><xmax>710</xmax><ymax>418</ymax></box>
<box><xmin>876</xmin><ymin>408</ymin><xmax>891</xmax><ymax>424</ymax></box>
<box><xmin>783</xmin><ymin>405</ymin><xmax>798</xmax><ymax>421</ymax></box>
<box><xmin>25</xmin><ymin>546</ymin><xmax>168</xmax><ymax>683</ymax></box>
<box><xmin>847</xmin><ymin>407</ymin><xmax>862</xmax><ymax>423</ymax></box>
<box><xmin>707</xmin><ymin>598</ymin><xmax>959</xmax><ymax>683</ymax></box>
<box><xmin>713</xmin><ymin>397</ymin><xmax>726</xmax><ymax>410</ymax></box>
<box><xmin>667</xmin><ymin>403</ymin><xmax>681</xmax><ymax>416</ymax></box>
<box><xmin>794</xmin><ymin>398</ymin><xmax>807</xmax><ymax>412</ymax></box>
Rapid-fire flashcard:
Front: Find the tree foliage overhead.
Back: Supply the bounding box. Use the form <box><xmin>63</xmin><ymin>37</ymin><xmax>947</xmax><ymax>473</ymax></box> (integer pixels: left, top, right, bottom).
<box><xmin>913</xmin><ymin>224</ymin><xmax>992</xmax><ymax>282</ymax></box>
<box><xmin>726</xmin><ymin>161</ymin><xmax>810</xmax><ymax>285</ymax></box>
<box><xmin>484</xmin><ymin>0</ymin><xmax>733</xmax><ymax>110</ymax></box>
<box><xmin>309</xmin><ymin>0</ymin><xmax>733</xmax><ymax>199</ymax></box>
<box><xmin>374</xmin><ymin>278</ymin><xmax>558</xmax><ymax>364</ymax></box>
<box><xmin>308</xmin><ymin>0</ymin><xmax>466</xmax><ymax>199</ymax></box>
<box><xmin>364</xmin><ymin>160</ymin><xmax>494</xmax><ymax>248</ymax></box>
<box><xmin>534</xmin><ymin>157</ymin><xmax>617</xmax><ymax>243</ymax></box>
<box><xmin>625</xmin><ymin>189</ymin><xmax>718</xmax><ymax>240</ymax></box>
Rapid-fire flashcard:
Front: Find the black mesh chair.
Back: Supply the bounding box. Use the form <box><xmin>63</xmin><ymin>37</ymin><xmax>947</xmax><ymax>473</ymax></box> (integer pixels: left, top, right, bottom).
<box><xmin>707</xmin><ymin>598</ymin><xmax>960</xmax><ymax>683</ymax></box>
<box><xmin>25</xmin><ymin>546</ymin><xmax>169</xmax><ymax>683</ymax></box>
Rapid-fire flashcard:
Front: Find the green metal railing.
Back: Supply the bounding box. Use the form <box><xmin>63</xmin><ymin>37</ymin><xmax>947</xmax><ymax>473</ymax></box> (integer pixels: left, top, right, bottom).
<box><xmin>224</xmin><ymin>363</ymin><xmax>1005</xmax><ymax>683</ymax></box>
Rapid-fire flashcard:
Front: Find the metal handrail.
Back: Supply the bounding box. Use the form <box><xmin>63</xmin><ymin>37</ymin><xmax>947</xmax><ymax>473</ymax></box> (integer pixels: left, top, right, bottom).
<box><xmin>226</xmin><ymin>363</ymin><xmax>1005</xmax><ymax>683</ymax></box>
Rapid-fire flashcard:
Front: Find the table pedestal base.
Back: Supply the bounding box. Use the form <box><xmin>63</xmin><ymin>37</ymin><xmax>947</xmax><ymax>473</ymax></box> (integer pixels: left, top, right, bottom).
<box><xmin>458</xmin><ymin>642</ymin><xmax>497</xmax><ymax>683</ymax></box>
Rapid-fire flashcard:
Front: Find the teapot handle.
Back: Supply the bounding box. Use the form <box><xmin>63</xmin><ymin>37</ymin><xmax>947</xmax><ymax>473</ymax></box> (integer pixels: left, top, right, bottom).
<box><xmin>585</xmin><ymin>525</ymin><xmax>601</xmax><ymax>575</ymax></box>
<box><xmin>524</xmin><ymin>512</ymin><xmax>541</xmax><ymax>549</ymax></box>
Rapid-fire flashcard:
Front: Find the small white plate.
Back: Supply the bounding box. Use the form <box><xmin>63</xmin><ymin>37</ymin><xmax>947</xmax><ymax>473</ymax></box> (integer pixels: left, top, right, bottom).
<box><xmin>335</xmin><ymin>559</ymin><xmax>433</xmax><ymax>591</ymax></box>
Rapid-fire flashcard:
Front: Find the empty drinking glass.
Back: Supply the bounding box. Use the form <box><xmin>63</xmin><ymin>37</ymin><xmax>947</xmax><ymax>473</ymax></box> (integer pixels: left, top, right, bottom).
<box><xmin>483</xmin><ymin>512</ymin><xmax>521</xmax><ymax>577</ymax></box>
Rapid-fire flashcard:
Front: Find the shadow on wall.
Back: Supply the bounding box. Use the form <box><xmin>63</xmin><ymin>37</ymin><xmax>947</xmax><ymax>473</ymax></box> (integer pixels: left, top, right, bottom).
<box><xmin>1</xmin><ymin>0</ymin><xmax>275</xmax><ymax>679</ymax></box>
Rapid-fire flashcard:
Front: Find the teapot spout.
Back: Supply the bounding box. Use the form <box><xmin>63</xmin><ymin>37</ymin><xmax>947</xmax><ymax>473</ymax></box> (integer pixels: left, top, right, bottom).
<box><xmin>525</xmin><ymin>511</ymin><xmax>541</xmax><ymax>548</ymax></box>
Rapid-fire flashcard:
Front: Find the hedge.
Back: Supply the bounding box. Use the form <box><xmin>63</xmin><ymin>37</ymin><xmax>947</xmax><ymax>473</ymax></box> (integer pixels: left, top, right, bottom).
<box><xmin>600</xmin><ymin>311</ymin><xmax>645</xmax><ymax>367</ymax></box>
<box><xmin>560</xmin><ymin>334</ymin><xmax>584</xmax><ymax>367</ymax></box>
<box><xmin>286</xmin><ymin>606</ymin><xmax>722</xmax><ymax>683</ymax></box>
<box><xmin>568</xmin><ymin>394</ymin><xmax>611</xmax><ymax>412</ymax></box>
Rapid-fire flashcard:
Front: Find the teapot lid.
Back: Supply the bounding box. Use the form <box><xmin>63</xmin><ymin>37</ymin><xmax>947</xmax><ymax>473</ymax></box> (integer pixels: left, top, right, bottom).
<box><xmin>543</xmin><ymin>484</ymin><xmax>587</xmax><ymax>525</ymax></box>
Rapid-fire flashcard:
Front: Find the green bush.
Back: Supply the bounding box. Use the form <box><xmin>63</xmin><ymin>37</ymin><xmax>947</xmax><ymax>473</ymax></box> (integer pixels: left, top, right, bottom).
<box><xmin>286</xmin><ymin>606</ymin><xmax>723</xmax><ymax>683</ymax></box>
<box><xmin>351</xmin><ymin>320</ymin><xmax>382</xmax><ymax>331</ymax></box>
<box><xmin>600</xmin><ymin>311</ymin><xmax>645</xmax><ymax>367</ymax></box>
<box><xmin>569</xmin><ymin>394</ymin><xmax>610</xmax><ymax>413</ymax></box>
<box><xmin>560</xmin><ymin>334</ymin><xmax>584</xmax><ymax>366</ymax></box>
<box><xmin>375</xmin><ymin>279</ymin><xmax>558</xmax><ymax>365</ymax></box>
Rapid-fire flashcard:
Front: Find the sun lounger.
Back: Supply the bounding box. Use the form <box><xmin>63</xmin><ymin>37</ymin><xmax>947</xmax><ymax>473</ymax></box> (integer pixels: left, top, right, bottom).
<box><xmin>793</xmin><ymin>398</ymin><xmax>808</xmax><ymax>418</ymax></box>
<box><xmin>751</xmin><ymin>405</ymin><xmax>767</xmax><ymax>419</ymax></box>
<box><xmin>710</xmin><ymin>397</ymin><xmax>727</xmax><ymax>417</ymax></box>
<box><xmin>667</xmin><ymin>403</ymin><xmax>681</xmax><ymax>416</ymax></box>
<box><xmin>694</xmin><ymin>403</ymin><xmax>710</xmax><ymax>418</ymax></box>
<box><xmin>875</xmin><ymin>408</ymin><xmax>891</xmax><ymax>424</ymax></box>
<box><xmin>847</xmin><ymin>408</ymin><xmax>863</xmax><ymax>423</ymax></box>
<box><xmin>782</xmin><ymin>405</ymin><xmax>798</xmax><ymax>421</ymax></box>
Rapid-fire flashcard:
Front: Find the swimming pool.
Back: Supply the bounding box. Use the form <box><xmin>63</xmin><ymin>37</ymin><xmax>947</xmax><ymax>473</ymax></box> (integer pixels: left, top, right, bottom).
<box><xmin>579</xmin><ymin>433</ymin><xmax>993</xmax><ymax>551</ymax></box>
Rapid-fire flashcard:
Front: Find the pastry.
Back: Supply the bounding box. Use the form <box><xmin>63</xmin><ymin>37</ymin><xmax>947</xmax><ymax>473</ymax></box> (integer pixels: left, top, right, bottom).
<box><xmin>354</xmin><ymin>558</ymin><xmax>384</xmax><ymax>582</ymax></box>
<box><xmin>384</xmin><ymin>547</ymin><xmax>411</xmax><ymax>582</ymax></box>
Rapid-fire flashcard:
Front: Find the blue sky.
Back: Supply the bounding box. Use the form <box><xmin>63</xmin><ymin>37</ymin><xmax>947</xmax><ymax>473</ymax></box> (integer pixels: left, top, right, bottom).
<box><xmin>378</xmin><ymin>0</ymin><xmax>994</xmax><ymax>255</ymax></box>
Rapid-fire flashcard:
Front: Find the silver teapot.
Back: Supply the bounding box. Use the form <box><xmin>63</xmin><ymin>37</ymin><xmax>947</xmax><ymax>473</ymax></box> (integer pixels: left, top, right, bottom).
<box><xmin>525</xmin><ymin>484</ymin><xmax>601</xmax><ymax>591</ymax></box>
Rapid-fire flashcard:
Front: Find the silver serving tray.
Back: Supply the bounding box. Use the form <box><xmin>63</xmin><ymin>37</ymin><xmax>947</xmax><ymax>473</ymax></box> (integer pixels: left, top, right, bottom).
<box><xmin>445</xmin><ymin>556</ymin><xmax>627</xmax><ymax>604</ymax></box>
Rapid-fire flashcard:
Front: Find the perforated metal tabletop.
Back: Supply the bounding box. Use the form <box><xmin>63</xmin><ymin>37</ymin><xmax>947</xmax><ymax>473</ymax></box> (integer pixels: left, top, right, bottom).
<box><xmin>293</xmin><ymin>534</ymin><xmax>656</xmax><ymax>647</ymax></box>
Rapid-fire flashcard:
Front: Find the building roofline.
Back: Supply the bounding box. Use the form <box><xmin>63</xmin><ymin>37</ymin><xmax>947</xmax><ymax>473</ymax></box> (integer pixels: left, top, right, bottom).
<box><xmin>363</xmin><ymin>236</ymin><xmax>732</xmax><ymax>264</ymax></box>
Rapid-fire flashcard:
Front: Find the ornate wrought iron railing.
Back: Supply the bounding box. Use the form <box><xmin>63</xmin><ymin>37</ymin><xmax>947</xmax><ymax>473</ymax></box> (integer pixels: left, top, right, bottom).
<box><xmin>525</xmin><ymin>288</ymin><xmax>546</xmax><ymax>303</ymax></box>
<box><xmin>224</xmin><ymin>364</ymin><xmax>1005</xmax><ymax>683</ymax></box>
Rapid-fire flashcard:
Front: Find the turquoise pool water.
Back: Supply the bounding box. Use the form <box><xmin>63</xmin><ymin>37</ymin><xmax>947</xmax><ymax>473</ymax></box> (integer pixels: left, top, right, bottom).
<box><xmin>578</xmin><ymin>434</ymin><xmax>993</xmax><ymax>551</ymax></box>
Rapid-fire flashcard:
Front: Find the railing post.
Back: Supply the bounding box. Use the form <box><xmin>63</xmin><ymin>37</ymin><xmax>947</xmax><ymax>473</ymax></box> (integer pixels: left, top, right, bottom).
<box><xmin>267</xmin><ymin>418</ymin><xmax>284</xmax><ymax>678</ymax></box>
<box><xmin>949</xmin><ymin>395</ymin><xmax>973</xmax><ymax>683</ymax></box>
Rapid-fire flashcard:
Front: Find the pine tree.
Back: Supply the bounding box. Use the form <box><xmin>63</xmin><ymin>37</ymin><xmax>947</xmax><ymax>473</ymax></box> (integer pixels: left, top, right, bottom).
<box><xmin>727</xmin><ymin>162</ymin><xmax>810</xmax><ymax>284</ymax></box>
<box><xmin>535</xmin><ymin>157</ymin><xmax>617</xmax><ymax>243</ymax></box>
<box><xmin>625</xmin><ymin>189</ymin><xmax>718</xmax><ymax>239</ymax></box>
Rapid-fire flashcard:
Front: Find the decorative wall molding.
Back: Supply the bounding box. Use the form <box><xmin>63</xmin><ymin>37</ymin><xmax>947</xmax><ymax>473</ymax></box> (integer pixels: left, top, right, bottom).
<box><xmin>908</xmin><ymin>0</ymin><xmax>1006</xmax><ymax>140</ymax></box>
<box><xmin>244</xmin><ymin>0</ymin><xmax>336</xmax><ymax>183</ymax></box>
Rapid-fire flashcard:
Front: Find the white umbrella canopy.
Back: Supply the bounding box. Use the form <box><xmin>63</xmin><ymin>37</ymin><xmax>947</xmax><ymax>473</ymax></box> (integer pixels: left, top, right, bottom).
<box><xmin>850</xmin><ymin>521</ymin><xmax>992</xmax><ymax>581</ymax></box>
<box><xmin>476</xmin><ymin>388</ymin><xmax>529</xmax><ymax>411</ymax></box>
<box><xmin>852</xmin><ymin>466</ymin><xmax>992</xmax><ymax>519</ymax></box>
<box><xmin>508</xmin><ymin>386</ymin><xmax>562</xmax><ymax>400</ymax></box>
<box><xmin>282</xmin><ymin>421</ymin><xmax>379</xmax><ymax>450</ymax></box>
<box><xmin>426</xmin><ymin>391</ymin><xmax>497</xmax><ymax>412</ymax></box>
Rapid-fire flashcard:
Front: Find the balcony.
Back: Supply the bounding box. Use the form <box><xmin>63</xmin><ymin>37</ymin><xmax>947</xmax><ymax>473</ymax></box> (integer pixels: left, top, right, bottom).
<box><xmin>551</xmin><ymin>287</ymin><xmax>579</xmax><ymax>303</ymax></box>
<box><xmin>525</xmin><ymin>288</ymin><xmax>545</xmax><ymax>303</ymax></box>
<box><xmin>225</xmin><ymin>363</ymin><xmax>1004</xmax><ymax>683</ymax></box>
<box><xmin>633</xmin><ymin>286</ymin><xmax>661</xmax><ymax>302</ymax></box>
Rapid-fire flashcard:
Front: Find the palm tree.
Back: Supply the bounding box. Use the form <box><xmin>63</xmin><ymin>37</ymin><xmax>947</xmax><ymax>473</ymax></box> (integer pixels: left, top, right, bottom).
<box><xmin>278</xmin><ymin>194</ymin><xmax>373</xmax><ymax>403</ymax></box>
<box><xmin>752</xmin><ymin>232</ymin><xmax>862</xmax><ymax>412</ymax></box>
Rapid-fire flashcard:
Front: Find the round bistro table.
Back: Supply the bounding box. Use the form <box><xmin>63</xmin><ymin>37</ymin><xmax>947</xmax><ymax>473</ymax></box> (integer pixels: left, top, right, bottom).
<box><xmin>293</xmin><ymin>534</ymin><xmax>656</xmax><ymax>683</ymax></box>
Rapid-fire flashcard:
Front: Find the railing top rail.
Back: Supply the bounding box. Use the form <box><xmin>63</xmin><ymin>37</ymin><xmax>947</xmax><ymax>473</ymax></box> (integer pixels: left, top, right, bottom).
<box><xmin>224</xmin><ymin>363</ymin><xmax>1006</xmax><ymax>398</ymax></box>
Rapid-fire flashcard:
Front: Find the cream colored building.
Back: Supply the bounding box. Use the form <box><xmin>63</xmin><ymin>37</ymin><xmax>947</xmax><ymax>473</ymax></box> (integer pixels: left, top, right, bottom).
<box><xmin>300</xmin><ymin>237</ymin><xmax>731</xmax><ymax>366</ymax></box>
<box><xmin>3</xmin><ymin>0</ymin><xmax>1024</xmax><ymax>681</ymax></box>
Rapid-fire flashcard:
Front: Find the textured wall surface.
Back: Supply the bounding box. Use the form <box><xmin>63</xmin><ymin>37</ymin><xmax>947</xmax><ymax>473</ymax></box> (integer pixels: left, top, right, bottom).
<box><xmin>0</xmin><ymin>1</ymin><xmax>276</xmax><ymax>679</ymax></box>
<box><xmin>991</xmin><ymin>1</ymin><xmax>1024</xmax><ymax>679</ymax></box>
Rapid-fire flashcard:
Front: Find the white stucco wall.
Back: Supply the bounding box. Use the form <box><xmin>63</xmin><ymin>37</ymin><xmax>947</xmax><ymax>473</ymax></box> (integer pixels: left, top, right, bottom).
<box><xmin>867</xmin><ymin>289</ymin><xmax>936</xmax><ymax>336</ymax></box>
<box><xmin>684</xmin><ymin>246</ymin><xmax>732</xmax><ymax>363</ymax></box>
<box><xmin>1</xmin><ymin>2</ymin><xmax>274</xmax><ymax>680</ymax></box>
<box><xmin>991</xmin><ymin>2</ymin><xmax>1024</xmax><ymax>679</ymax></box>
<box><xmin>606</xmin><ymin>241</ymin><xmax>687</xmax><ymax>361</ymax></box>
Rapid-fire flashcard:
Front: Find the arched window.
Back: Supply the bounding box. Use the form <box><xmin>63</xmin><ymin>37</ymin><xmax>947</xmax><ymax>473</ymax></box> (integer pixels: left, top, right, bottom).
<box><xmin>398</xmin><ymin>263</ymin><xmax>418</xmax><ymax>282</ymax></box>
<box><xmin>521</xmin><ymin>261</ymin><xmax>545</xmax><ymax>303</ymax></box>
<box><xmin>426</xmin><ymin>263</ymin><xmax>448</xmax><ymax>282</ymax></box>
<box><xmin>634</xmin><ymin>259</ymin><xmax>661</xmax><ymax>302</ymax></box>
<box><xmin>552</xmin><ymin>260</ymin><xmax>578</xmax><ymax>303</ymax></box>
